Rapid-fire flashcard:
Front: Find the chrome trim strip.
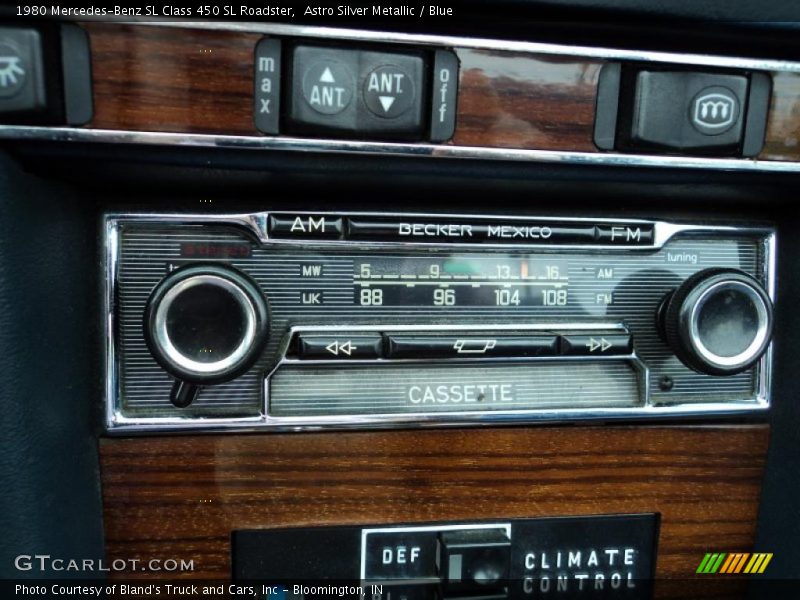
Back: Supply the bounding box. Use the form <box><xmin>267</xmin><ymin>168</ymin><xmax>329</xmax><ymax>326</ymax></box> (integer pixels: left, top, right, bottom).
<box><xmin>1</xmin><ymin>21</ymin><xmax>800</xmax><ymax>172</ymax></box>
<box><xmin>108</xmin><ymin>402</ymin><xmax>768</xmax><ymax>434</ymax></box>
<box><xmin>2</xmin><ymin>126</ymin><xmax>800</xmax><ymax>173</ymax></box>
<box><xmin>756</xmin><ymin>232</ymin><xmax>777</xmax><ymax>407</ymax></box>
<box><xmin>104</xmin><ymin>219</ymin><xmax>120</xmax><ymax>431</ymax></box>
<box><xmin>104</xmin><ymin>212</ymin><xmax>773</xmax><ymax>434</ymax></box>
<box><xmin>103</xmin><ymin>209</ymin><xmax>773</xmax><ymax>250</ymax></box>
<box><xmin>145</xmin><ymin>20</ymin><xmax>800</xmax><ymax>73</ymax></box>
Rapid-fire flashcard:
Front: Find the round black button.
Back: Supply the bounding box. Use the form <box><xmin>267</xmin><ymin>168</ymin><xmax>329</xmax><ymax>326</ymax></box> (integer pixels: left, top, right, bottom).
<box><xmin>689</xmin><ymin>86</ymin><xmax>740</xmax><ymax>136</ymax></box>
<box><xmin>144</xmin><ymin>265</ymin><xmax>269</xmax><ymax>386</ymax></box>
<box><xmin>660</xmin><ymin>268</ymin><xmax>773</xmax><ymax>376</ymax></box>
<box><xmin>165</xmin><ymin>281</ymin><xmax>248</xmax><ymax>364</ymax></box>
<box><xmin>363</xmin><ymin>65</ymin><xmax>416</xmax><ymax>118</ymax></box>
<box><xmin>696</xmin><ymin>285</ymin><xmax>760</xmax><ymax>358</ymax></box>
<box><xmin>301</xmin><ymin>60</ymin><xmax>355</xmax><ymax>115</ymax></box>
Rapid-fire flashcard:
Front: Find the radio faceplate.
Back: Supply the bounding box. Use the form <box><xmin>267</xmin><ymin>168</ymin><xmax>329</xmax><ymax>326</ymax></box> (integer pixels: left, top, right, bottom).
<box><xmin>105</xmin><ymin>212</ymin><xmax>774</xmax><ymax>433</ymax></box>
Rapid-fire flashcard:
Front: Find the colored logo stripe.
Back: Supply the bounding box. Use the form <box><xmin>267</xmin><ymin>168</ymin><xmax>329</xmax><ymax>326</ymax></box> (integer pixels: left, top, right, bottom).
<box><xmin>743</xmin><ymin>554</ymin><xmax>760</xmax><ymax>573</ymax></box>
<box><xmin>697</xmin><ymin>553</ymin><xmax>727</xmax><ymax>573</ymax></box>
<box><xmin>720</xmin><ymin>552</ymin><xmax>750</xmax><ymax>574</ymax></box>
<box><xmin>736</xmin><ymin>553</ymin><xmax>751</xmax><ymax>573</ymax></box>
<box><xmin>719</xmin><ymin>553</ymin><xmax>736</xmax><ymax>573</ymax></box>
<box><xmin>696</xmin><ymin>553</ymin><xmax>713</xmax><ymax>573</ymax></box>
<box><xmin>698</xmin><ymin>552</ymin><xmax>773</xmax><ymax>574</ymax></box>
<box><xmin>746</xmin><ymin>553</ymin><xmax>774</xmax><ymax>574</ymax></box>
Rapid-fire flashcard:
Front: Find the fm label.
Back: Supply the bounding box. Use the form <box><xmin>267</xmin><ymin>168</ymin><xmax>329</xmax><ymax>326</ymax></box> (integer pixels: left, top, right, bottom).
<box><xmin>609</xmin><ymin>227</ymin><xmax>644</xmax><ymax>242</ymax></box>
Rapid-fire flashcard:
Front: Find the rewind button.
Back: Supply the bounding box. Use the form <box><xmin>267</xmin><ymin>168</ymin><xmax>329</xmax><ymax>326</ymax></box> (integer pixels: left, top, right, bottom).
<box><xmin>296</xmin><ymin>334</ymin><xmax>383</xmax><ymax>360</ymax></box>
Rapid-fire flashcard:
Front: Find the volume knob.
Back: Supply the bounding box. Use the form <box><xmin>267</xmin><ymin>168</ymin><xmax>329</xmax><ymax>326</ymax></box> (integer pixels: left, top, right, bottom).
<box><xmin>660</xmin><ymin>268</ymin><xmax>773</xmax><ymax>376</ymax></box>
<box><xmin>144</xmin><ymin>264</ymin><xmax>269</xmax><ymax>407</ymax></box>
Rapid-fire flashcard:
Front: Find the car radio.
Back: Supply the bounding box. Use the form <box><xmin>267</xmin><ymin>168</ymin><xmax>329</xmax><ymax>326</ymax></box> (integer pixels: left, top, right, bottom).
<box><xmin>104</xmin><ymin>212</ymin><xmax>775</xmax><ymax>433</ymax></box>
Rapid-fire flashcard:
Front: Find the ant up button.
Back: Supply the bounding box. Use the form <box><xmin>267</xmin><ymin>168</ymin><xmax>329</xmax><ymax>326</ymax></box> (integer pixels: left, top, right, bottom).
<box><xmin>288</xmin><ymin>45</ymin><xmax>359</xmax><ymax>134</ymax></box>
<box><xmin>302</xmin><ymin>60</ymin><xmax>355</xmax><ymax>115</ymax></box>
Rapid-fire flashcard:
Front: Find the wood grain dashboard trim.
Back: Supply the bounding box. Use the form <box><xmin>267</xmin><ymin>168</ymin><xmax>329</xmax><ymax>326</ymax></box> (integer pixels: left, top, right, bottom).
<box><xmin>80</xmin><ymin>23</ymin><xmax>800</xmax><ymax>163</ymax></box>
<box><xmin>100</xmin><ymin>425</ymin><xmax>768</xmax><ymax>586</ymax></box>
<box><xmin>451</xmin><ymin>49</ymin><xmax>602</xmax><ymax>151</ymax></box>
<box><xmin>762</xmin><ymin>71</ymin><xmax>800</xmax><ymax>161</ymax></box>
<box><xmin>85</xmin><ymin>24</ymin><xmax>261</xmax><ymax>135</ymax></box>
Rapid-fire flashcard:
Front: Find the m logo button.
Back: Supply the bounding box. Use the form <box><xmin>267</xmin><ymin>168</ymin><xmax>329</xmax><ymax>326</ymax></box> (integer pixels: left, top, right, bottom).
<box><xmin>690</xmin><ymin>88</ymin><xmax>739</xmax><ymax>134</ymax></box>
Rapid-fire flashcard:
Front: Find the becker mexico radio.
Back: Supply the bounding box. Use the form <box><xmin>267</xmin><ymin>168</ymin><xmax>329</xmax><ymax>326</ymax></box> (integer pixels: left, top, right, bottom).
<box><xmin>104</xmin><ymin>211</ymin><xmax>774</xmax><ymax>433</ymax></box>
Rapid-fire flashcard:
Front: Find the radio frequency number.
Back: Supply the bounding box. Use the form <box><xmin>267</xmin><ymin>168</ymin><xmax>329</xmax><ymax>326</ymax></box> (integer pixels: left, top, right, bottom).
<box><xmin>357</xmin><ymin>285</ymin><xmax>568</xmax><ymax>307</ymax></box>
<box><xmin>360</xmin><ymin>288</ymin><xmax>384</xmax><ymax>306</ymax></box>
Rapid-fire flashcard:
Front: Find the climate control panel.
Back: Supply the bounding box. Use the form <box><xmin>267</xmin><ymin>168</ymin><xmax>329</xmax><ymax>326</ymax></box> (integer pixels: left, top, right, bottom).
<box><xmin>232</xmin><ymin>515</ymin><xmax>659</xmax><ymax>599</ymax></box>
<box><xmin>105</xmin><ymin>212</ymin><xmax>775</xmax><ymax>433</ymax></box>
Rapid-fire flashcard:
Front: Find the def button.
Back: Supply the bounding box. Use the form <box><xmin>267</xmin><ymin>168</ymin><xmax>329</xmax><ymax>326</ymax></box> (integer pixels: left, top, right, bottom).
<box><xmin>364</xmin><ymin>531</ymin><xmax>439</xmax><ymax>583</ymax></box>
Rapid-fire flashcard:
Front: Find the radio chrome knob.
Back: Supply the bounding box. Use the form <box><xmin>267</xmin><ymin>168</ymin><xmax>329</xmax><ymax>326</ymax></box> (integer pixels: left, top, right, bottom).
<box><xmin>144</xmin><ymin>265</ymin><xmax>269</xmax><ymax>407</ymax></box>
<box><xmin>660</xmin><ymin>268</ymin><xmax>773</xmax><ymax>376</ymax></box>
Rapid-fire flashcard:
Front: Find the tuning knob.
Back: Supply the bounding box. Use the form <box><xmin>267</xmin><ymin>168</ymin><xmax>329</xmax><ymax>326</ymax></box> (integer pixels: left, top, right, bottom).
<box><xmin>144</xmin><ymin>264</ymin><xmax>269</xmax><ymax>407</ymax></box>
<box><xmin>659</xmin><ymin>268</ymin><xmax>773</xmax><ymax>376</ymax></box>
